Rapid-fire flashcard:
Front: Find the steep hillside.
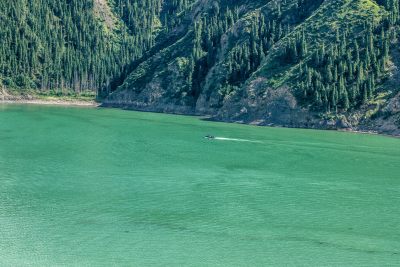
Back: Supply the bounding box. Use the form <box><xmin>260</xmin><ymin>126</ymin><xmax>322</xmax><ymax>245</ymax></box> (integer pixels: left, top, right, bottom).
<box><xmin>218</xmin><ymin>0</ymin><xmax>400</xmax><ymax>135</ymax></box>
<box><xmin>105</xmin><ymin>0</ymin><xmax>400</xmax><ymax>135</ymax></box>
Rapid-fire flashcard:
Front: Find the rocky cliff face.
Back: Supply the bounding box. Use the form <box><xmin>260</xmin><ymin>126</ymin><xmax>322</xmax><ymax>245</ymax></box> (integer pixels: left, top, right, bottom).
<box><xmin>103</xmin><ymin>0</ymin><xmax>400</xmax><ymax>136</ymax></box>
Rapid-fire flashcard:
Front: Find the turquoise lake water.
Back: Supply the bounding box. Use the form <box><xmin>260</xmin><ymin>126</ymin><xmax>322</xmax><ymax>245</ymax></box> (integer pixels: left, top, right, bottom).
<box><xmin>0</xmin><ymin>104</ymin><xmax>399</xmax><ymax>266</ymax></box>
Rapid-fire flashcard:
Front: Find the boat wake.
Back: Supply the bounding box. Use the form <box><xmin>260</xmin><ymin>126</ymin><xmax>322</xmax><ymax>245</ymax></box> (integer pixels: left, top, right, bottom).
<box><xmin>214</xmin><ymin>137</ymin><xmax>262</xmax><ymax>143</ymax></box>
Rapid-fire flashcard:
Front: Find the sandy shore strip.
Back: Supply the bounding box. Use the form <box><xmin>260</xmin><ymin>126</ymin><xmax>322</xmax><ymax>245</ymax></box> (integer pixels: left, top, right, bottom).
<box><xmin>0</xmin><ymin>98</ymin><xmax>99</xmax><ymax>107</ymax></box>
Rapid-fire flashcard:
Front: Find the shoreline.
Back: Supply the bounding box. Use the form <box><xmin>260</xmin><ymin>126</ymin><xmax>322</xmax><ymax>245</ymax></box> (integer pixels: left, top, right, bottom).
<box><xmin>1</xmin><ymin>99</ymin><xmax>399</xmax><ymax>138</ymax></box>
<box><xmin>0</xmin><ymin>98</ymin><xmax>99</xmax><ymax>107</ymax></box>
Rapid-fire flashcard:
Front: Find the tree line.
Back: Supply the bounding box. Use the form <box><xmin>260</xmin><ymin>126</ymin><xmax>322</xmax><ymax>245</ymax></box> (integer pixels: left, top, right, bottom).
<box><xmin>0</xmin><ymin>0</ymin><xmax>164</xmax><ymax>95</ymax></box>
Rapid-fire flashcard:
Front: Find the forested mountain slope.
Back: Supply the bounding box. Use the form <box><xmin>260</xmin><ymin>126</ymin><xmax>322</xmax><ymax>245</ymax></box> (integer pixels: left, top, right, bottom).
<box><xmin>1</xmin><ymin>0</ymin><xmax>399</xmax><ymax>134</ymax></box>
<box><xmin>104</xmin><ymin>0</ymin><xmax>400</xmax><ymax>135</ymax></box>
<box><xmin>0</xmin><ymin>0</ymin><xmax>183</xmax><ymax>95</ymax></box>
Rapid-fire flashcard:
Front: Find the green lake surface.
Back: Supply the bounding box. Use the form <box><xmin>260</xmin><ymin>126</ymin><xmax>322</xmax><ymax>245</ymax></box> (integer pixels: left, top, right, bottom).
<box><xmin>0</xmin><ymin>104</ymin><xmax>399</xmax><ymax>266</ymax></box>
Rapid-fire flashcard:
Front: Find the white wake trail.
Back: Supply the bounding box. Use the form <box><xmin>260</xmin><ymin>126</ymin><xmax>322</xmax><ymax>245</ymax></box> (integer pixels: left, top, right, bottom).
<box><xmin>214</xmin><ymin>137</ymin><xmax>262</xmax><ymax>143</ymax></box>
